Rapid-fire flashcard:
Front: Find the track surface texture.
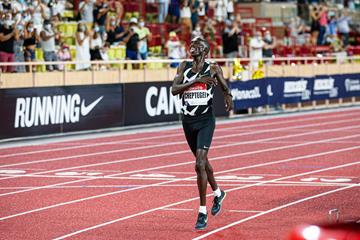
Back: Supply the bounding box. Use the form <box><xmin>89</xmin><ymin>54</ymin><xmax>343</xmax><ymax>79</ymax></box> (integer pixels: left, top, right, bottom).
<box><xmin>1</xmin><ymin>107</ymin><xmax>360</xmax><ymax>240</ymax></box>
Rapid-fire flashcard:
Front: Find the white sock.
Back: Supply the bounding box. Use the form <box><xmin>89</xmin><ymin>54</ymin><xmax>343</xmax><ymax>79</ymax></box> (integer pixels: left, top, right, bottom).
<box><xmin>199</xmin><ymin>206</ymin><xmax>207</xmax><ymax>214</ymax></box>
<box><xmin>214</xmin><ymin>188</ymin><xmax>221</xmax><ymax>197</ymax></box>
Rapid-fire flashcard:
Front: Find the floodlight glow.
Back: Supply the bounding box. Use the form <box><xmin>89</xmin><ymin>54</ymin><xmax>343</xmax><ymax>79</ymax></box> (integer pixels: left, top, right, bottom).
<box><xmin>302</xmin><ymin>225</ymin><xmax>321</xmax><ymax>240</ymax></box>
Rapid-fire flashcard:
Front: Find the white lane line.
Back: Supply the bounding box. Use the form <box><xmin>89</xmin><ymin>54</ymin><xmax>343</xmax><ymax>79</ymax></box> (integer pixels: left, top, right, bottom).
<box><xmin>1</xmin><ymin>142</ymin><xmax>359</xmax><ymax>221</ymax></box>
<box><xmin>1</xmin><ymin>110</ymin><xmax>358</xmax><ymax>161</ymax></box>
<box><xmin>162</xmin><ymin>208</ymin><xmax>193</xmax><ymax>211</ymax></box>
<box><xmin>1</xmin><ymin>174</ymin><xmax>357</xmax><ymax>188</ymax></box>
<box><xmin>1</xmin><ymin>109</ymin><xmax>357</xmax><ymax>159</ymax></box>
<box><xmin>52</xmin><ymin>160</ymin><xmax>360</xmax><ymax>240</ymax></box>
<box><xmin>161</xmin><ymin>208</ymin><xmax>265</xmax><ymax>213</ymax></box>
<box><xmin>192</xmin><ymin>184</ymin><xmax>357</xmax><ymax>240</ymax></box>
<box><xmin>228</xmin><ymin>210</ymin><xmax>264</xmax><ymax>213</ymax></box>
<box><xmin>1</xmin><ymin>115</ymin><xmax>358</xmax><ymax>170</ymax></box>
<box><xmin>1</xmin><ymin>182</ymin><xmax>359</xmax><ymax>190</ymax></box>
<box><xmin>0</xmin><ymin>118</ymin><xmax>359</xmax><ymax>184</ymax></box>
<box><xmin>1</xmin><ymin>125</ymin><xmax>359</xmax><ymax>197</ymax></box>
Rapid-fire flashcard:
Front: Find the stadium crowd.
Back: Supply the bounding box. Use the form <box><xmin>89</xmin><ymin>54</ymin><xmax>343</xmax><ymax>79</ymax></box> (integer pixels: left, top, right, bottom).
<box><xmin>0</xmin><ymin>0</ymin><xmax>359</xmax><ymax>73</ymax></box>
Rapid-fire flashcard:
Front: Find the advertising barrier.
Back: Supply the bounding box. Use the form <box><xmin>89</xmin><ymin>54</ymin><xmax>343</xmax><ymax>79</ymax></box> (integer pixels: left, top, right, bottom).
<box><xmin>0</xmin><ymin>82</ymin><xmax>229</xmax><ymax>139</ymax></box>
<box><xmin>0</xmin><ymin>84</ymin><xmax>124</xmax><ymax>139</ymax></box>
<box><xmin>123</xmin><ymin>81</ymin><xmax>228</xmax><ymax>125</ymax></box>
<box><xmin>1</xmin><ymin>73</ymin><xmax>358</xmax><ymax>139</ymax></box>
<box><xmin>230</xmin><ymin>73</ymin><xmax>360</xmax><ymax>110</ymax></box>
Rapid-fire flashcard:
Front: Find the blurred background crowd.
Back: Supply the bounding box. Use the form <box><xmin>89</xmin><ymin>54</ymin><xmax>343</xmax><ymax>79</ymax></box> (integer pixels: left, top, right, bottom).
<box><xmin>0</xmin><ymin>0</ymin><xmax>359</xmax><ymax>73</ymax></box>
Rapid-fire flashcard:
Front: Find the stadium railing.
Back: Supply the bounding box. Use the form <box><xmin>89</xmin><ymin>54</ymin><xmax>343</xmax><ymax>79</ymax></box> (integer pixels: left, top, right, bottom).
<box><xmin>0</xmin><ymin>56</ymin><xmax>359</xmax><ymax>89</ymax></box>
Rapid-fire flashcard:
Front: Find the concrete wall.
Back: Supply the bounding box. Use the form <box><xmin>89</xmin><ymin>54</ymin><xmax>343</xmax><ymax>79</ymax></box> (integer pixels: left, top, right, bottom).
<box><xmin>1</xmin><ymin>63</ymin><xmax>359</xmax><ymax>89</ymax></box>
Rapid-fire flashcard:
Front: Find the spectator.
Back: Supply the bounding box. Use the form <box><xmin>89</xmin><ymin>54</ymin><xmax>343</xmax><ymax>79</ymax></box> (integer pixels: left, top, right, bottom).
<box><xmin>180</xmin><ymin>0</ymin><xmax>192</xmax><ymax>34</ymax></box>
<box><xmin>21</xmin><ymin>10</ymin><xmax>33</xmax><ymax>25</ymax></box>
<box><xmin>135</xmin><ymin>17</ymin><xmax>151</xmax><ymax>60</ymax></box>
<box><xmin>328</xmin><ymin>12</ymin><xmax>337</xmax><ymax>37</ymax></box>
<box><xmin>79</xmin><ymin>0</ymin><xmax>95</xmax><ymax>23</ymax></box>
<box><xmin>30</xmin><ymin>0</ymin><xmax>47</xmax><ymax>34</ymax></box>
<box><xmin>191</xmin><ymin>23</ymin><xmax>203</xmax><ymax>40</ymax></box>
<box><xmin>100</xmin><ymin>42</ymin><xmax>110</xmax><ymax>61</ymax></box>
<box><xmin>57</xmin><ymin>42</ymin><xmax>72</xmax><ymax>70</ymax></box>
<box><xmin>93</xmin><ymin>0</ymin><xmax>109</xmax><ymax>34</ymax></box>
<box><xmin>203</xmin><ymin>18</ymin><xmax>216</xmax><ymax>43</ymax></box>
<box><xmin>203</xmin><ymin>18</ymin><xmax>219</xmax><ymax>56</ymax></box>
<box><xmin>109</xmin><ymin>0</ymin><xmax>124</xmax><ymax>22</ymax></box>
<box><xmin>158</xmin><ymin>0</ymin><xmax>169</xmax><ymax>23</ymax></box>
<box><xmin>263</xmin><ymin>30</ymin><xmax>276</xmax><ymax>63</ymax></box>
<box><xmin>168</xmin><ymin>0</ymin><xmax>180</xmax><ymax>23</ymax></box>
<box><xmin>40</xmin><ymin>19</ymin><xmax>60</xmax><ymax>71</ymax></box>
<box><xmin>310</xmin><ymin>5</ymin><xmax>320</xmax><ymax>45</ymax></box>
<box><xmin>90</xmin><ymin>24</ymin><xmax>103</xmax><ymax>61</ymax></box>
<box><xmin>100</xmin><ymin>42</ymin><xmax>110</xmax><ymax>69</ymax></box>
<box><xmin>75</xmin><ymin>22</ymin><xmax>91</xmax><ymax>70</ymax></box>
<box><xmin>0</xmin><ymin>13</ymin><xmax>19</xmax><ymax>73</ymax></box>
<box><xmin>14</xmin><ymin>24</ymin><xmax>26</xmax><ymax>73</ymax></box>
<box><xmin>48</xmin><ymin>0</ymin><xmax>66</xmax><ymax>20</ymax></box>
<box><xmin>226</xmin><ymin>0</ymin><xmax>234</xmax><ymax>20</ymax></box>
<box><xmin>249</xmin><ymin>31</ymin><xmax>264</xmax><ymax>70</ymax></box>
<box><xmin>0</xmin><ymin>0</ymin><xmax>12</xmax><ymax>12</ymax></box>
<box><xmin>222</xmin><ymin>19</ymin><xmax>240</xmax><ymax>59</ymax></box>
<box><xmin>24</xmin><ymin>21</ymin><xmax>39</xmax><ymax>72</ymax></box>
<box><xmin>337</xmin><ymin>10</ymin><xmax>351</xmax><ymax>47</ymax></box>
<box><xmin>318</xmin><ymin>3</ymin><xmax>328</xmax><ymax>45</ymax></box>
<box><xmin>198</xmin><ymin>0</ymin><xmax>206</xmax><ymax>20</ymax></box>
<box><xmin>123</xmin><ymin>18</ymin><xmax>140</xmax><ymax>68</ymax></box>
<box><xmin>215</xmin><ymin>0</ymin><xmax>227</xmax><ymax>23</ymax></box>
<box><xmin>106</xmin><ymin>16</ymin><xmax>126</xmax><ymax>45</ymax></box>
<box><xmin>12</xmin><ymin>1</ymin><xmax>26</xmax><ymax>24</ymax></box>
<box><xmin>191</xmin><ymin>0</ymin><xmax>200</xmax><ymax>30</ymax></box>
<box><xmin>289</xmin><ymin>16</ymin><xmax>306</xmax><ymax>45</ymax></box>
<box><xmin>166</xmin><ymin>31</ymin><xmax>186</xmax><ymax>68</ymax></box>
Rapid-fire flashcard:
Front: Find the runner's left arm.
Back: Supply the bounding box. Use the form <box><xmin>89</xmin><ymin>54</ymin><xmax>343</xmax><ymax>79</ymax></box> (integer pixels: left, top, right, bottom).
<box><xmin>211</xmin><ymin>63</ymin><xmax>233</xmax><ymax>112</ymax></box>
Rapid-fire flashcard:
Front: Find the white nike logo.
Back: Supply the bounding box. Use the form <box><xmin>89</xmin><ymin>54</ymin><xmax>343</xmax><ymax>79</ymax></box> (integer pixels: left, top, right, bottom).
<box><xmin>198</xmin><ymin>73</ymin><xmax>209</xmax><ymax>78</ymax></box>
<box><xmin>81</xmin><ymin>96</ymin><xmax>103</xmax><ymax>116</ymax></box>
<box><xmin>203</xmin><ymin>146</ymin><xmax>209</xmax><ymax>149</ymax></box>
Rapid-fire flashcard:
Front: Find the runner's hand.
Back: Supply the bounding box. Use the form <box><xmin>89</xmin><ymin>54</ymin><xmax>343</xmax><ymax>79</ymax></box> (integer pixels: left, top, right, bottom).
<box><xmin>224</xmin><ymin>94</ymin><xmax>233</xmax><ymax>112</ymax></box>
<box><xmin>196</xmin><ymin>76</ymin><xmax>217</xmax><ymax>86</ymax></box>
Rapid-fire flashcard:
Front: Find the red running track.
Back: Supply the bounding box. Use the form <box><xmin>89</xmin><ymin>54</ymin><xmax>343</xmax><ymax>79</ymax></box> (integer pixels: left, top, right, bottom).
<box><xmin>0</xmin><ymin>108</ymin><xmax>360</xmax><ymax>239</ymax></box>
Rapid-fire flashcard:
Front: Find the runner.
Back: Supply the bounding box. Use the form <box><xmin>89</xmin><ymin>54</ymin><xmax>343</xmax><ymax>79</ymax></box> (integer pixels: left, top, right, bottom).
<box><xmin>171</xmin><ymin>37</ymin><xmax>233</xmax><ymax>230</ymax></box>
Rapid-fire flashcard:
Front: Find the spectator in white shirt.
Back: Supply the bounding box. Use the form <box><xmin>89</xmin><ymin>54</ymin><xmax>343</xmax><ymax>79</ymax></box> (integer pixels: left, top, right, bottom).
<box><xmin>79</xmin><ymin>0</ymin><xmax>95</xmax><ymax>23</ymax></box>
<box><xmin>337</xmin><ymin>10</ymin><xmax>351</xmax><ymax>47</ymax></box>
<box><xmin>180</xmin><ymin>0</ymin><xmax>192</xmax><ymax>33</ymax></box>
<box><xmin>166</xmin><ymin>31</ymin><xmax>186</xmax><ymax>68</ymax></box>
<box><xmin>30</xmin><ymin>0</ymin><xmax>47</xmax><ymax>34</ymax></box>
<box><xmin>40</xmin><ymin>19</ymin><xmax>60</xmax><ymax>71</ymax></box>
<box><xmin>249</xmin><ymin>31</ymin><xmax>264</xmax><ymax>70</ymax></box>
<box><xmin>215</xmin><ymin>0</ymin><xmax>227</xmax><ymax>22</ymax></box>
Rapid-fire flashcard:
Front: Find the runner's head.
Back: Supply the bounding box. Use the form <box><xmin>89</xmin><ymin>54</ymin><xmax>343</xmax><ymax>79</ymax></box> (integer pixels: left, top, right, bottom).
<box><xmin>189</xmin><ymin>37</ymin><xmax>210</xmax><ymax>57</ymax></box>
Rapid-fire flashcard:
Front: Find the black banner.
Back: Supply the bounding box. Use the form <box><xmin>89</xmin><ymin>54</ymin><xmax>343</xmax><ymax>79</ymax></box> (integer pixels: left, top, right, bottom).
<box><xmin>123</xmin><ymin>81</ymin><xmax>228</xmax><ymax>125</ymax></box>
<box><xmin>0</xmin><ymin>84</ymin><xmax>124</xmax><ymax>139</ymax></box>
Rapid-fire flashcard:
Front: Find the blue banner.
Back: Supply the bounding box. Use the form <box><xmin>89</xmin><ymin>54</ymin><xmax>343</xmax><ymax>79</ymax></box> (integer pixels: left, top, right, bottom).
<box><xmin>230</xmin><ymin>73</ymin><xmax>360</xmax><ymax>110</ymax></box>
<box><xmin>229</xmin><ymin>79</ymin><xmax>267</xmax><ymax>109</ymax></box>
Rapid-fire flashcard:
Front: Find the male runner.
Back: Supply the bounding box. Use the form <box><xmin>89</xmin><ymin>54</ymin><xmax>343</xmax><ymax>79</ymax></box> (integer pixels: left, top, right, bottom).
<box><xmin>171</xmin><ymin>37</ymin><xmax>233</xmax><ymax>230</ymax></box>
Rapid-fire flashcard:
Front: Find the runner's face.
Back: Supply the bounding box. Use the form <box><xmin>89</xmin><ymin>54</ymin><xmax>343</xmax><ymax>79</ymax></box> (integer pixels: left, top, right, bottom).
<box><xmin>189</xmin><ymin>39</ymin><xmax>205</xmax><ymax>57</ymax></box>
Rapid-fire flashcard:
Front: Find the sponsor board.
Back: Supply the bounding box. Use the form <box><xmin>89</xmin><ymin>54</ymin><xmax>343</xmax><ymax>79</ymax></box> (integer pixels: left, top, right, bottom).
<box><xmin>229</xmin><ymin>80</ymin><xmax>267</xmax><ymax>109</ymax></box>
<box><xmin>230</xmin><ymin>73</ymin><xmax>360</xmax><ymax>110</ymax></box>
<box><xmin>123</xmin><ymin>81</ymin><xmax>228</xmax><ymax>125</ymax></box>
<box><xmin>0</xmin><ymin>84</ymin><xmax>124</xmax><ymax>139</ymax></box>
